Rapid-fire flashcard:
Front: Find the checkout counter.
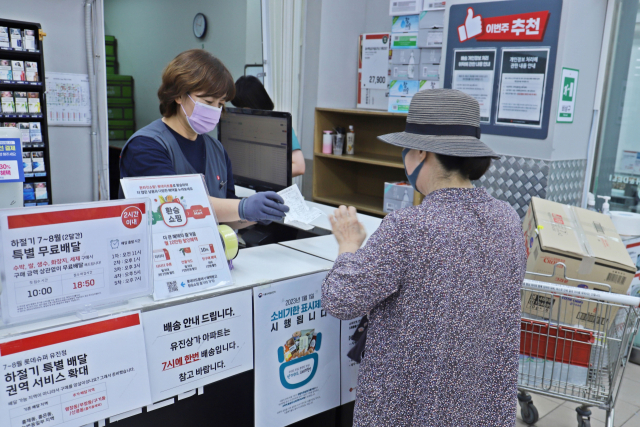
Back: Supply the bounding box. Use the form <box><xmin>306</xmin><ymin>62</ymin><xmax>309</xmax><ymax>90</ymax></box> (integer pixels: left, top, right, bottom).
<box><xmin>0</xmin><ymin>187</ymin><xmax>383</xmax><ymax>427</ymax></box>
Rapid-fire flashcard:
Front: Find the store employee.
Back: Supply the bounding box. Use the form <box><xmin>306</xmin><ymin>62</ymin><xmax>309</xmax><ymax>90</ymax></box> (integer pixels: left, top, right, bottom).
<box><xmin>119</xmin><ymin>50</ymin><xmax>289</xmax><ymax>227</ymax></box>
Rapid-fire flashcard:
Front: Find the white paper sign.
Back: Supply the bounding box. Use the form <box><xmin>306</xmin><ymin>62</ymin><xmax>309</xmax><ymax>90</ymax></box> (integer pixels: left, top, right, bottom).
<box><xmin>556</xmin><ymin>67</ymin><xmax>579</xmax><ymax>123</ymax></box>
<box><xmin>0</xmin><ymin>312</ymin><xmax>152</xmax><ymax>427</ymax></box>
<box><xmin>359</xmin><ymin>33</ymin><xmax>390</xmax><ymax>90</ymax></box>
<box><xmin>340</xmin><ymin>317</ymin><xmax>363</xmax><ymax>405</ymax></box>
<box><xmin>0</xmin><ymin>200</ymin><xmax>153</xmax><ymax>324</ymax></box>
<box><xmin>120</xmin><ymin>175</ymin><xmax>233</xmax><ymax>301</ymax></box>
<box><xmin>452</xmin><ymin>49</ymin><xmax>496</xmax><ymax>123</ymax></box>
<box><xmin>45</xmin><ymin>72</ymin><xmax>91</xmax><ymax>126</ymax></box>
<box><xmin>253</xmin><ymin>272</ymin><xmax>340</xmax><ymax>427</ymax></box>
<box><xmin>141</xmin><ymin>290</ymin><xmax>253</xmax><ymax>402</ymax></box>
<box><xmin>278</xmin><ymin>184</ymin><xmax>323</xmax><ymax>230</ymax></box>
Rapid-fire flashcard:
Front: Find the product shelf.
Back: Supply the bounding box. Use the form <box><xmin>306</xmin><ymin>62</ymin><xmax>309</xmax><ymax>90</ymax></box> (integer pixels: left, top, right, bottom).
<box><xmin>314</xmin><ymin>151</ymin><xmax>404</xmax><ymax>169</ymax></box>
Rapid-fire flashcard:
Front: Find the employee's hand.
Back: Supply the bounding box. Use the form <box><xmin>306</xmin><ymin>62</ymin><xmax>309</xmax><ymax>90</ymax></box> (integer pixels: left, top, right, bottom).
<box><xmin>239</xmin><ymin>191</ymin><xmax>289</xmax><ymax>222</ymax></box>
<box><xmin>330</xmin><ymin>205</ymin><xmax>366</xmax><ymax>254</ymax></box>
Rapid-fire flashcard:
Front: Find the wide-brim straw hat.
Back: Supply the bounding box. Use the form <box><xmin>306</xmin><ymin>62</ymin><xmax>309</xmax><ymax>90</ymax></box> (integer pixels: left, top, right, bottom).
<box><xmin>378</xmin><ymin>89</ymin><xmax>500</xmax><ymax>159</ymax></box>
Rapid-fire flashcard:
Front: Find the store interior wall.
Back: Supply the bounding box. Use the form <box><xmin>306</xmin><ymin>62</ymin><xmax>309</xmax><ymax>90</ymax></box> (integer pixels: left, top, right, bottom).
<box><xmin>104</xmin><ymin>0</ymin><xmax>263</xmax><ymax>131</ymax></box>
<box><xmin>1</xmin><ymin>0</ymin><xmax>109</xmax><ymax>204</ymax></box>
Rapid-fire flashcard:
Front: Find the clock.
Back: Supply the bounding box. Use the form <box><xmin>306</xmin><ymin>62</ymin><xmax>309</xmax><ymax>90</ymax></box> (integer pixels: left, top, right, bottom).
<box><xmin>193</xmin><ymin>13</ymin><xmax>207</xmax><ymax>39</ymax></box>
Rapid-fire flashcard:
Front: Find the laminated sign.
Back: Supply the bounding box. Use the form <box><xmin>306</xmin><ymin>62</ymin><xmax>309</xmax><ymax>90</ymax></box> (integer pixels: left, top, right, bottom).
<box><xmin>0</xmin><ymin>312</ymin><xmax>152</xmax><ymax>427</ymax></box>
<box><xmin>253</xmin><ymin>272</ymin><xmax>340</xmax><ymax>427</ymax></box>
<box><xmin>0</xmin><ymin>199</ymin><xmax>152</xmax><ymax>324</ymax></box>
<box><xmin>141</xmin><ymin>290</ymin><xmax>253</xmax><ymax>403</ymax></box>
<box><xmin>120</xmin><ymin>175</ymin><xmax>233</xmax><ymax>300</ymax></box>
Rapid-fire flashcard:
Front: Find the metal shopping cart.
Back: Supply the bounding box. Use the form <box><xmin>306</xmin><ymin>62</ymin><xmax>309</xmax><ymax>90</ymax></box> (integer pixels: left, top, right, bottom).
<box><xmin>518</xmin><ymin>264</ymin><xmax>640</xmax><ymax>427</ymax></box>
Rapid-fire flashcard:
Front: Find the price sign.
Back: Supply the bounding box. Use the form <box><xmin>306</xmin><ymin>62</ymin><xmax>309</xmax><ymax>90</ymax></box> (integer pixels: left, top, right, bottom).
<box><xmin>0</xmin><ymin>135</ymin><xmax>24</xmax><ymax>183</ymax></box>
<box><xmin>120</xmin><ymin>175</ymin><xmax>233</xmax><ymax>301</ymax></box>
<box><xmin>0</xmin><ymin>199</ymin><xmax>153</xmax><ymax>324</ymax></box>
<box><xmin>359</xmin><ymin>33</ymin><xmax>390</xmax><ymax>90</ymax></box>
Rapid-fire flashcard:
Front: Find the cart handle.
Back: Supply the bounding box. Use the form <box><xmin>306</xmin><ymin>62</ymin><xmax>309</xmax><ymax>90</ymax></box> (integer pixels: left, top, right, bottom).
<box><xmin>525</xmin><ymin>263</ymin><xmax>612</xmax><ymax>292</ymax></box>
<box><xmin>523</xmin><ymin>279</ymin><xmax>640</xmax><ymax>308</ymax></box>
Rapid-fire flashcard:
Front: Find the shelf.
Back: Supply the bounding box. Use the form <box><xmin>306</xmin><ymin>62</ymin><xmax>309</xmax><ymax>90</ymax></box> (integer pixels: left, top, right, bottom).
<box><xmin>0</xmin><ymin>80</ymin><xmax>42</xmax><ymax>87</ymax></box>
<box><xmin>0</xmin><ymin>47</ymin><xmax>41</xmax><ymax>55</ymax></box>
<box><xmin>314</xmin><ymin>194</ymin><xmax>387</xmax><ymax>217</ymax></box>
<box><xmin>315</xmin><ymin>152</ymin><xmax>404</xmax><ymax>169</ymax></box>
<box><xmin>316</xmin><ymin>107</ymin><xmax>407</xmax><ymax>117</ymax></box>
<box><xmin>0</xmin><ymin>113</ymin><xmax>43</xmax><ymax>119</ymax></box>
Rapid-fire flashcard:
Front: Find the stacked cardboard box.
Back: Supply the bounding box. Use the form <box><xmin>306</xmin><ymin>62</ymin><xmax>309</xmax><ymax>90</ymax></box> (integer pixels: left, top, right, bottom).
<box><xmin>105</xmin><ymin>35</ymin><xmax>135</xmax><ymax>142</ymax></box>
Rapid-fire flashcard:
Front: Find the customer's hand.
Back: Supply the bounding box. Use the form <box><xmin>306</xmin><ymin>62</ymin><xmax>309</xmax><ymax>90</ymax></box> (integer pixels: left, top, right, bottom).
<box><xmin>330</xmin><ymin>205</ymin><xmax>367</xmax><ymax>254</ymax></box>
<box><xmin>239</xmin><ymin>191</ymin><xmax>289</xmax><ymax>222</ymax></box>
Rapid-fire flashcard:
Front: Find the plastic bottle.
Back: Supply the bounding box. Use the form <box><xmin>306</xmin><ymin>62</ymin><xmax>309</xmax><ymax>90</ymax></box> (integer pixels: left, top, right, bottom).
<box><xmin>334</xmin><ymin>127</ymin><xmax>345</xmax><ymax>155</ymax></box>
<box><xmin>346</xmin><ymin>126</ymin><xmax>355</xmax><ymax>155</ymax></box>
<box><xmin>322</xmin><ymin>130</ymin><xmax>333</xmax><ymax>154</ymax></box>
<box><xmin>587</xmin><ymin>193</ymin><xmax>597</xmax><ymax>212</ymax></box>
<box><xmin>408</xmin><ymin>51</ymin><xmax>415</xmax><ymax>79</ymax></box>
<box><xmin>598</xmin><ymin>195</ymin><xmax>611</xmax><ymax>215</ymax></box>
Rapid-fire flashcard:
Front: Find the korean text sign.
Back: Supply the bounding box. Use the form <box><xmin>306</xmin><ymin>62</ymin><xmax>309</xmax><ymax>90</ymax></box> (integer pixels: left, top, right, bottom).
<box><xmin>0</xmin><ymin>312</ymin><xmax>152</xmax><ymax>427</ymax></box>
<box><xmin>0</xmin><ymin>199</ymin><xmax>152</xmax><ymax>324</ymax></box>
<box><xmin>253</xmin><ymin>272</ymin><xmax>340</xmax><ymax>427</ymax></box>
<box><xmin>120</xmin><ymin>175</ymin><xmax>233</xmax><ymax>300</ymax></box>
<box><xmin>141</xmin><ymin>290</ymin><xmax>253</xmax><ymax>403</ymax></box>
<box><xmin>0</xmin><ymin>135</ymin><xmax>24</xmax><ymax>183</ymax></box>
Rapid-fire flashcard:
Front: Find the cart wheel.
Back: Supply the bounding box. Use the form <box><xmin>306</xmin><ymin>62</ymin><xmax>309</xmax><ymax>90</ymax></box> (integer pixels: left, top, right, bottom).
<box><xmin>576</xmin><ymin>416</ymin><xmax>591</xmax><ymax>427</ymax></box>
<box><xmin>521</xmin><ymin>402</ymin><xmax>539</xmax><ymax>425</ymax></box>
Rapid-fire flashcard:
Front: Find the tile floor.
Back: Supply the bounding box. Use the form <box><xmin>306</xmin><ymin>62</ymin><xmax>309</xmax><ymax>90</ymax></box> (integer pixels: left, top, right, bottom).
<box><xmin>516</xmin><ymin>362</ymin><xmax>640</xmax><ymax>427</ymax></box>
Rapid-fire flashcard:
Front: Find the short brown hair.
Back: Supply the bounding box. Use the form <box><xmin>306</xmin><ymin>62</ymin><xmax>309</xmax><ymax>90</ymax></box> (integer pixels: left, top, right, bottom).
<box><xmin>157</xmin><ymin>49</ymin><xmax>235</xmax><ymax>117</ymax></box>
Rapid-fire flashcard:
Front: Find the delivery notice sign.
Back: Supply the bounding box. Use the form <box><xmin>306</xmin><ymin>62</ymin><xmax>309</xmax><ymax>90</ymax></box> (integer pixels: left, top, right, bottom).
<box><xmin>141</xmin><ymin>290</ymin><xmax>253</xmax><ymax>403</ymax></box>
<box><xmin>0</xmin><ymin>199</ymin><xmax>152</xmax><ymax>324</ymax></box>
<box><xmin>0</xmin><ymin>312</ymin><xmax>152</xmax><ymax>427</ymax></box>
<box><xmin>253</xmin><ymin>272</ymin><xmax>340</xmax><ymax>427</ymax></box>
<box><xmin>120</xmin><ymin>175</ymin><xmax>233</xmax><ymax>300</ymax></box>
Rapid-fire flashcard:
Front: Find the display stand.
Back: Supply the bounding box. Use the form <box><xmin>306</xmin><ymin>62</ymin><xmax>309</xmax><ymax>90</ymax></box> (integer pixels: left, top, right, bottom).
<box><xmin>0</xmin><ymin>18</ymin><xmax>52</xmax><ymax>205</ymax></box>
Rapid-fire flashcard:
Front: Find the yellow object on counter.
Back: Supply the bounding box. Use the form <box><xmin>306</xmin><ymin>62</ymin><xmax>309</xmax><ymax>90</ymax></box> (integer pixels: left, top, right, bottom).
<box><xmin>218</xmin><ymin>224</ymin><xmax>239</xmax><ymax>260</ymax></box>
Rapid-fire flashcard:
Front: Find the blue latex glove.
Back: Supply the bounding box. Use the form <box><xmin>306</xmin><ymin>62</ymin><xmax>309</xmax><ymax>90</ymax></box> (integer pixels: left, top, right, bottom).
<box><xmin>239</xmin><ymin>191</ymin><xmax>289</xmax><ymax>222</ymax></box>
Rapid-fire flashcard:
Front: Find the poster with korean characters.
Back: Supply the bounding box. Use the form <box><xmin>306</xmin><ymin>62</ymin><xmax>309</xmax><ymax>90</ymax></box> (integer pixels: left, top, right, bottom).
<box><xmin>340</xmin><ymin>317</ymin><xmax>364</xmax><ymax>405</ymax></box>
<box><xmin>253</xmin><ymin>272</ymin><xmax>340</xmax><ymax>427</ymax></box>
<box><xmin>120</xmin><ymin>174</ymin><xmax>233</xmax><ymax>301</ymax></box>
<box><xmin>0</xmin><ymin>311</ymin><xmax>152</xmax><ymax>427</ymax></box>
<box><xmin>141</xmin><ymin>290</ymin><xmax>253</xmax><ymax>403</ymax></box>
<box><xmin>0</xmin><ymin>199</ymin><xmax>152</xmax><ymax>325</ymax></box>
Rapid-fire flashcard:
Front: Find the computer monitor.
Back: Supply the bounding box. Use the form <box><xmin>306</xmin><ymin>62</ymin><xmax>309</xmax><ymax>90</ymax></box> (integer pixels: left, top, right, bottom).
<box><xmin>218</xmin><ymin>108</ymin><xmax>292</xmax><ymax>192</ymax></box>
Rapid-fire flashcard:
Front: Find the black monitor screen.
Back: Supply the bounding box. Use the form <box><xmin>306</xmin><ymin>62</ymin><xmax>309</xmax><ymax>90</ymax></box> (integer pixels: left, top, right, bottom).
<box><xmin>218</xmin><ymin>108</ymin><xmax>292</xmax><ymax>192</ymax></box>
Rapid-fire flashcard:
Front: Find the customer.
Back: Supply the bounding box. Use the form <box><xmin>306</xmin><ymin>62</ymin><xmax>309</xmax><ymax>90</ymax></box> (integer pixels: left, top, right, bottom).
<box><xmin>231</xmin><ymin>75</ymin><xmax>305</xmax><ymax>177</ymax></box>
<box><xmin>119</xmin><ymin>50</ymin><xmax>288</xmax><ymax>228</ymax></box>
<box><xmin>322</xmin><ymin>89</ymin><xmax>527</xmax><ymax>427</ymax></box>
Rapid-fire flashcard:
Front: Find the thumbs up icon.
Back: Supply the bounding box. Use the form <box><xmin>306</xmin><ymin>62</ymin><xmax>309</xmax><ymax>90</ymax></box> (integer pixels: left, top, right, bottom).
<box><xmin>458</xmin><ymin>8</ymin><xmax>483</xmax><ymax>42</ymax></box>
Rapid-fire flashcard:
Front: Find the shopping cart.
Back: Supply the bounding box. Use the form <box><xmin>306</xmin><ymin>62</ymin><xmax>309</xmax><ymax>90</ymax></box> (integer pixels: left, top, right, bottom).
<box><xmin>518</xmin><ymin>264</ymin><xmax>640</xmax><ymax>427</ymax></box>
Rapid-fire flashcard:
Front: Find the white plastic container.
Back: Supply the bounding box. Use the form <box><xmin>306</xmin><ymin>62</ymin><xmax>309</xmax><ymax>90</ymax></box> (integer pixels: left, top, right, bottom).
<box><xmin>322</xmin><ymin>130</ymin><xmax>333</xmax><ymax>154</ymax></box>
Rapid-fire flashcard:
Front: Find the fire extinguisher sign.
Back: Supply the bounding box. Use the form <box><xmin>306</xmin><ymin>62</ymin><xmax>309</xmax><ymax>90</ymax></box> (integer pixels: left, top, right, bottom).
<box><xmin>556</xmin><ymin>67</ymin><xmax>579</xmax><ymax>123</ymax></box>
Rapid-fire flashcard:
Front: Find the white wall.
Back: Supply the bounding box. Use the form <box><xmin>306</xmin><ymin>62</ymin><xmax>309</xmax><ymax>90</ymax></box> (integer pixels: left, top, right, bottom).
<box><xmin>246</xmin><ymin>0</ymin><xmax>263</xmax><ymax>65</ymax></box>
<box><xmin>1</xmin><ymin>0</ymin><xmax>109</xmax><ymax>204</ymax></box>
<box><xmin>104</xmin><ymin>0</ymin><xmax>252</xmax><ymax>130</ymax></box>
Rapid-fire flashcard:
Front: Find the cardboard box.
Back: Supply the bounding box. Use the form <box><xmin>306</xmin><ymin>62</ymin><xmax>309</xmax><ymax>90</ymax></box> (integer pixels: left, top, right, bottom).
<box><xmin>392</xmin><ymin>15</ymin><xmax>419</xmax><ymax>33</ymax></box>
<box><xmin>391</xmin><ymin>64</ymin><xmax>420</xmax><ymax>80</ymax></box>
<box><xmin>388</xmin><ymin>96</ymin><xmax>412</xmax><ymax>113</ymax></box>
<box><xmin>420</xmin><ymin>63</ymin><xmax>439</xmax><ymax>80</ymax></box>
<box><xmin>624</xmin><ymin>236</ymin><xmax>640</xmax><ymax>298</ymax></box>
<box><xmin>389</xmin><ymin>80</ymin><xmax>419</xmax><ymax>97</ymax></box>
<box><xmin>419</xmin><ymin>10</ymin><xmax>445</xmax><ymax>29</ymax></box>
<box><xmin>423</xmin><ymin>1</ymin><xmax>446</xmax><ymax>11</ymax></box>
<box><xmin>390</xmin><ymin>48</ymin><xmax>421</xmax><ymax>65</ymax></box>
<box><xmin>523</xmin><ymin>197</ymin><xmax>636</xmax><ymax>328</ymax></box>
<box><xmin>357</xmin><ymin>87</ymin><xmax>388</xmax><ymax>110</ymax></box>
<box><xmin>389</xmin><ymin>0</ymin><xmax>422</xmax><ymax>16</ymax></box>
<box><xmin>358</xmin><ymin>33</ymin><xmax>391</xmax><ymax>90</ymax></box>
<box><xmin>417</xmin><ymin>29</ymin><xmax>443</xmax><ymax>48</ymax></box>
<box><xmin>391</xmin><ymin>32</ymin><xmax>418</xmax><ymax>49</ymax></box>
<box><xmin>421</xmin><ymin>47</ymin><xmax>442</xmax><ymax>64</ymax></box>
